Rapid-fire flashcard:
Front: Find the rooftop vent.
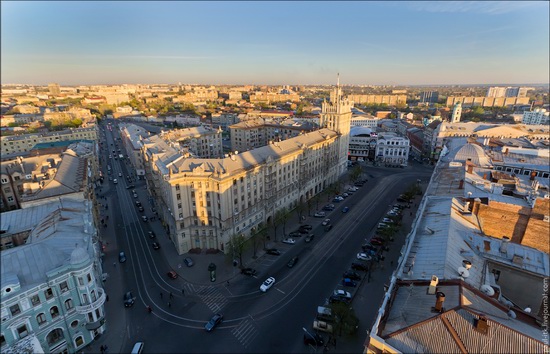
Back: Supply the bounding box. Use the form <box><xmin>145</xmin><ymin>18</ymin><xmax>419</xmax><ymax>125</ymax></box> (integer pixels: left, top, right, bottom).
<box><xmin>474</xmin><ymin>316</ymin><xmax>489</xmax><ymax>334</ymax></box>
<box><xmin>432</xmin><ymin>291</ymin><xmax>445</xmax><ymax>313</ymax></box>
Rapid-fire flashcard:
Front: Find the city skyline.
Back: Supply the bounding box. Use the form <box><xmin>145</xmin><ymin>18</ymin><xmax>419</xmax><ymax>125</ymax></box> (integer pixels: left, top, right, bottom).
<box><xmin>1</xmin><ymin>1</ymin><xmax>549</xmax><ymax>86</ymax></box>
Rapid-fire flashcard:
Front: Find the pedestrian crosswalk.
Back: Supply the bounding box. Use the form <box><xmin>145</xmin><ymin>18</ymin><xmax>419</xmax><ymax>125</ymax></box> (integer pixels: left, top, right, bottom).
<box><xmin>231</xmin><ymin>317</ymin><xmax>259</xmax><ymax>349</ymax></box>
<box><xmin>188</xmin><ymin>284</ymin><xmax>228</xmax><ymax>313</ymax></box>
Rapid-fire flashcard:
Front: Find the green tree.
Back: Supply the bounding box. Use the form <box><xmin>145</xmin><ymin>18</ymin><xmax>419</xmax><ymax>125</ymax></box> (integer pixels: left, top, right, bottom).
<box><xmin>227</xmin><ymin>234</ymin><xmax>247</xmax><ymax>267</ymax></box>
<box><xmin>329</xmin><ymin>302</ymin><xmax>360</xmax><ymax>337</ymax></box>
<box><xmin>349</xmin><ymin>165</ymin><xmax>362</xmax><ymax>184</ymax></box>
<box><xmin>296</xmin><ymin>201</ymin><xmax>307</xmax><ymax>222</ymax></box>
<box><xmin>275</xmin><ymin>208</ymin><xmax>290</xmax><ymax>239</ymax></box>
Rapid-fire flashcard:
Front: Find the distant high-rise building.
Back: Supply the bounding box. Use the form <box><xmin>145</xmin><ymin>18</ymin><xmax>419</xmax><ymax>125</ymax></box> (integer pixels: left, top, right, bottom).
<box><xmin>451</xmin><ymin>101</ymin><xmax>462</xmax><ymax>123</ymax></box>
<box><xmin>522</xmin><ymin>108</ymin><xmax>549</xmax><ymax>125</ymax></box>
<box><xmin>48</xmin><ymin>83</ymin><xmax>61</xmax><ymax>96</ymax></box>
<box><xmin>419</xmin><ymin>91</ymin><xmax>439</xmax><ymax>104</ymax></box>
<box><xmin>487</xmin><ymin>86</ymin><xmax>529</xmax><ymax>98</ymax></box>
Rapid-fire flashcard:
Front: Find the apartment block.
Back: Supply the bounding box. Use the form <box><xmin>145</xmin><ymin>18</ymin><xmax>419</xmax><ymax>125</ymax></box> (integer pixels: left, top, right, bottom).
<box><xmin>522</xmin><ymin>108</ymin><xmax>549</xmax><ymax>125</ymax></box>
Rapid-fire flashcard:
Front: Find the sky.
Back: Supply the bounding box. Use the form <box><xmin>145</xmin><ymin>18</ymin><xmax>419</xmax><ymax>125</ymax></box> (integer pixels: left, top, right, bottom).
<box><xmin>1</xmin><ymin>1</ymin><xmax>549</xmax><ymax>86</ymax></box>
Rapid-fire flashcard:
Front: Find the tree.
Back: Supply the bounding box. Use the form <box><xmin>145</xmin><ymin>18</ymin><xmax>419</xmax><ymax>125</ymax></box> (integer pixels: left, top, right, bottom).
<box><xmin>227</xmin><ymin>234</ymin><xmax>247</xmax><ymax>267</ymax></box>
<box><xmin>296</xmin><ymin>201</ymin><xmax>307</xmax><ymax>222</ymax></box>
<box><xmin>274</xmin><ymin>208</ymin><xmax>290</xmax><ymax>239</ymax></box>
<box><xmin>251</xmin><ymin>224</ymin><xmax>268</xmax><ymax>257</ymax></box>
<box><xmin>349</xmin><ymin>165</ymin><xmax>362</xmax><ymax>184</ymax></box>
<box><xmin>329</xmin><ymin>302</ymin><xmax>360</xmax><ymax>337</ymax></box>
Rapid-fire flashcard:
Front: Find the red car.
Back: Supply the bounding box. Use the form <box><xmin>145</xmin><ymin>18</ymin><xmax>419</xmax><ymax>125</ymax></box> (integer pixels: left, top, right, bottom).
<box><xmin>167</xmin><ymin>271</ymin><xmax>178</xmax><ymax>279</ymax></box>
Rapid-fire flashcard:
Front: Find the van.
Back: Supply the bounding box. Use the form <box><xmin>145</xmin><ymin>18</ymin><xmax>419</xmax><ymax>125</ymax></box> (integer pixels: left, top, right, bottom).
<box><xmin>316</xmin><ymin>306</ymin><xmax>333</xmax><ymax>322</ymax></box>
<box><xmin>131</xmin><ymin>342</ymin><xmax>144</xmax><ymax>354</ymax></box>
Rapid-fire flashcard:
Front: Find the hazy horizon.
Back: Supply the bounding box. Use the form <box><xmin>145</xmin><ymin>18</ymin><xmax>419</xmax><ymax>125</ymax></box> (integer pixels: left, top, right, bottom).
<box><xmin>2</xmin><ymin>1</ymin><xmax>549</xmax><ymax>86</ymax></box>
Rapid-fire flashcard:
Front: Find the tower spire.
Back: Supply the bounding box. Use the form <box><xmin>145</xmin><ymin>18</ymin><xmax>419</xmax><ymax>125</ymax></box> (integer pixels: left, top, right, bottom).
<box><xmin>337</xmin><ymin>73</ymin><xmax>340</xmax><ymax>88</ymax></box>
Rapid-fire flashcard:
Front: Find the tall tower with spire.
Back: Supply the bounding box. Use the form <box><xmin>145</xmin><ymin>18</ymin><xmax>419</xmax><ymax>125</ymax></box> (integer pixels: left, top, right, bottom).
<box><xmin>320</xmin><ymin>74</ymin><xmax>353</xmax><ymax>176</ymax></box>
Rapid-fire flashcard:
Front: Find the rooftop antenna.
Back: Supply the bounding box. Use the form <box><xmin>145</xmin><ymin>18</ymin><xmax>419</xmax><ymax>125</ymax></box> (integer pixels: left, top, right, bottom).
<box><xmin>337</xmin><ymin>73</ymin><xmax>340</xmax><ymax>88</ymax></box>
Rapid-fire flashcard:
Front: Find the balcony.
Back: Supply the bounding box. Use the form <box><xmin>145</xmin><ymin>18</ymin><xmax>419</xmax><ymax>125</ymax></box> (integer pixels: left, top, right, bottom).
<box><xmin>75</xmin><ymin>287</ymin><xmax>106</xmax><ymax>314</ymax></box>
<box><xmin>85</xmin><ymin>315</ymin><xmax>106</xmax><ymax>330</ymax></box>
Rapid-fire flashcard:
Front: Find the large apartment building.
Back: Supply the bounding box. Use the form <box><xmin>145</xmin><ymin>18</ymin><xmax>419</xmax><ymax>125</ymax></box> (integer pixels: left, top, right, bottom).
<box><xmin>1</xmin><ymin>126</ymin><xmax>98</xmax><ymax>157</ymax></box>
<box><xmin>142</xmin><ymin>83</ymin><xmax>351</xmax><ymax>254</ymax></box>
<box><xmin>0</xmin><ymin>198</ymin><xmax>105</xmax><ymax>354</ymax></box>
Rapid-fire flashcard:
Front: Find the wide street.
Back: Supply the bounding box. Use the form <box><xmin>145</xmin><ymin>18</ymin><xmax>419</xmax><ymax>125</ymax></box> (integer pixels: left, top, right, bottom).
<box><xmin>93</xmin><ymin>120</ymin><xmax>433</xmax><ymax>353</ymax></box>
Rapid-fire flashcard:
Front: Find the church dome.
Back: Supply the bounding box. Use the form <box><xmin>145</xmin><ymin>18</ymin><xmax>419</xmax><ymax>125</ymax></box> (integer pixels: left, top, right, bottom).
<box><xmin>70</xmin><ymin>246</ymin><xmax>90</xmax><ymax>266</ymax></box>
<box><xmin>350</xmin><ymin>126</ymin><xmax>373</xmax><ymax>137</ymax></box>
<box><xmin>454</xmin><ymin>143</ymin><xmax>490</xmax><ymax>167</ymax></box>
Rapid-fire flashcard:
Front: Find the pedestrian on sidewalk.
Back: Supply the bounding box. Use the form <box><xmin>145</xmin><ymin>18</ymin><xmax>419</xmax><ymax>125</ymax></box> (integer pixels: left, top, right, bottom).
<box><xmin>181</xmin><ymin>288</ymin><xmax>185</xmax><ymax>295</ymax></box>
<box><xmin>169</xmin><ymin>292</ymin><xmax>173</xmax><ymax>299</ymax></box>
<box><xmin>168</xmin><ymin>301</ymin><xmax>171</xmax><ymax>308</ymax></box>
<box><xmin>160</xmin><ymin>292</ymin><xmax>163</xmax><ymax>299</ymax></box>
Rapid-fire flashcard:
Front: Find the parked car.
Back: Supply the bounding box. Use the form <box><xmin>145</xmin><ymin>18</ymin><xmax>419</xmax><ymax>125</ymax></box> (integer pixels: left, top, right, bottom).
<box><xmin>370</xmin><ymin>239</ymin><xmax>384</xmax><ymax>246</ymax></box>
<box><xmin>323</xmin><ymin>204</ymin><xmax>335</xmax><ymax>211</ymax></box>
<box><xmin>305</xmin><ymin>234</ymin><xmax>314</xmax><ymax>243</ymax></box>
<box><xmin>113</xmin><ymin>179</ymin><xmax>118</xmax><ymax>184</ymax></box>
<box><xmin>204</xmin><ymin>313</ymin><xmax>223</xmax><ymax>332</ymax></box>
<box><xmin>313</xmin><ymin>320</ymin><xmax>333</xmax><ymax>333</ymax></box>
<box><xmin>141</xmin><ymin>215</ymin><xmax>148</xmax><ymax>222</ymax></box>
<box><xmin>266</xmin><ymin>248</ymin><xmax>281</xmax><ymax>255</ymax></box>
<box><xmin>342</xmin><ymin>193</ymin><xmax>349</xmax><ymax>198</ymax></box>
<box><xmin>343</xmin><ymin>271</ymin><xmax>361</xmax><ymax>280</ymax></box>
<box><xmin>299</xmin><ymin>224</ymin><xmax>313</xmax><ymax>231</ymax></box>
<box><xmin>303</xmin><ymin>333</ymin><xmax>325</xmax><ymax>346</ymax></box>
<box><xmin>342</xmin><ymin>206</ymin><xmax>350</xmax><ymax>213</ymax></box>
<box><xmin>322</xmin><ymin>218</ymin><xmax>331</xmax><ymax>226</ymax></box>
<box><xmin>118</xmin><ymin>172</ymin><xmax>122</xmax><ymax>177</ymax></box>
<box><xmin>342</xmin><ymin>278</ymin><xmax>357</xmax><ymax>287</ymax></box>
<box><xmin>282</xmin><ymin>238</ymin><xmax>295</xmax><ymax>245</ymax></box>
<box><xmin>333</xmin><ymin>289</ymin><xmax>352</xmax><ymax>299</ymax></box>
<box><xmin>119</xmin><ymin>251</ymin><xmax>127</xmax><ymax>263</ymax></box>
<box><xmin>289</xmin><ymin>231</ymin><xmax>302</xmax><ymax>238</ymax></box>
<box><xmin>332</xmin><ymin>197</ymin><xmax>343</xmax><ymax>203</ymax></box>
<box><xmin>126</xmin><ymin>185</ymin><xmax>135</xmax><ymax>189</ymax></box>
<box><xmin>314</xmin><ymin>211</ymin><xmax>326</xmax><ymax>218</ymax></box>
<box><xmin>124</xmin><ymin>291</ymin><xmax>135</xmax><ymax>307</ymax></box>
<box><xmin>351</xmin><ymin>262</ymin><xmax>369</xmax><ymax>271</ymax></box>
<box><xmin>148</xmin><ymin>231</ymin><xmax>156</xmax><ymax>238</ymax></box>
<box><xmin>152</xmin><ymin>242</ymin><xmax>160</xmax><ymax>250</ymax></box>
<box><xmin>287</xmin><ymin>256</ymin><xmax>299</xmax><ymax>268</ymax></box>
<box><xmin>324</xmin><ymin>224</ymin><xmax>333</xmax><ymax>231</ymax></box>
<box><xmin>357</xmin><ymin>253</ymin><xmax>372</xmax><ymax>261</ymax></box>
<box><xmin>184</xmin><ymin>257</ymin><xmax>194</xmax><ymax>267</ymax></box>
<box><xmin>167</xmin><ymin>271</ymin><xmax>178</xmax><ymax>279</ymax></box>
<box><xmin>133</xmin><ymin>193</ymin><xmax>138</xmax><ymax>198</ymax></box>
<box><xmin>241</xmin><ymin>268</ymin><xmax>257</xmax><ymax>276</ymax></box>
<box><xmin>260</xmin><ymin>277</ymin><xmax>275</xmax><ymax>292</ymax></box>
<box><xmin>138</xmin><ymin>206</ymin><xmax>144</xmax><ymax>212</ymax></box>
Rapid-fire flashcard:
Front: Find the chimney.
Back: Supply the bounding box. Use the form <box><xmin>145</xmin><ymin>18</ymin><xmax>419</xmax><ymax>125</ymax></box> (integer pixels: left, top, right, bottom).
<box><xmin>466</xmin><ymin>164</ymin><xmax>473</xmax><ymax>174</ymax></box>
<box><xmin>462</xmin><ymin>260</ymin><xmax>472</xmax><ymax>270</ymax></box>
<box><xmin>475</xmin><ymin>316</ymin><xmax>489</xmax><ymax>334</ymax></box>
<box><xmin>459</xmin><ymin>179</ymin><xmax>464</xmax><ymax>189</ymax></box>
<box><xmin>434</xmin><ymin>292</ymin><xmax>446</xmax><ymax>312</ymax></box>
<box><xmin>463</xmin><ymin>201</ymin><xmax>470</xmax><ymax>213</ymax></box>
<box><xmin>472</xmin><ymin>198</ymin><xmax>482</xmax><ymax>215</ymax></box>
<box><xmin>530</xmin><ymin>171</ymin><xmax>537</xmax><ymax>181</ymax></box>
<box><xmin>500</xmin><ymin>236</ymin><xmax>510</xmax><ymax>254</ymax></box>
<box><xmin>428</xmin><ymin>275</ymin><xmax>439</xmax><ymax>295</ymax></box>
<box><xmin>483</xmin><ymin>173</ymin><xmax>488</xmax><ymax>180</ymax></box>
<box><xmin>504</xmin><ymin>148</ymin><xmax>509</xmax><ymax>155</ymax></box>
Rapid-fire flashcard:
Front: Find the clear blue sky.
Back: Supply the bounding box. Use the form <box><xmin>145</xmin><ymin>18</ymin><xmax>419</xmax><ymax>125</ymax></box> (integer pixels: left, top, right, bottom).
<box><xmin>1</xmin><ymin>1</ymin><xmax>548</xmax><ymax>86</ymax></box>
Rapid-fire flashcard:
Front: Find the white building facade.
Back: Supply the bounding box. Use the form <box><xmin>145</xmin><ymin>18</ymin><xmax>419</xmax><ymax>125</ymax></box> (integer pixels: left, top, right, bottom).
<box><xmin>375</xmin><ymin>134</ymin><xmax>410</xmax><ymax>166</ymax></box>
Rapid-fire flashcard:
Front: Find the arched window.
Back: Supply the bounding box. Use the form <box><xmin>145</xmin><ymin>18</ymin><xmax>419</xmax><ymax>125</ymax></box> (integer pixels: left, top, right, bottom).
<box><xmin>65</xmin><ymin>299</ymin><xmax>74</xmax><ymax>311</ymax></box>
<box><xmin>50</xmin><ymin>306</ymin><xmax>59</xmax><ymax>319</ymax></box>
<box><xmin>36</xmin><ymin>313</ymin><xmax>47</xmax><ymax>325</ymax></box>
<box><xmin>46</xmin><ymin>328</ymin><xmax>64</xmax><ymax>347</ymax></box>
<box><xmin>75</xmin><ymin>336</ymin><xmax>84</xmax><ymax>347</ymax></box>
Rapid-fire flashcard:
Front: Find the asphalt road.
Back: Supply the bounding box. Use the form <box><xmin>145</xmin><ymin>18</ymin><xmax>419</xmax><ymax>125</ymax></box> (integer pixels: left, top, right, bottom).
<box><xmin>97</xmin><ymin>120</ymin><xmax>433</xmax><ymax>353</ymax></box>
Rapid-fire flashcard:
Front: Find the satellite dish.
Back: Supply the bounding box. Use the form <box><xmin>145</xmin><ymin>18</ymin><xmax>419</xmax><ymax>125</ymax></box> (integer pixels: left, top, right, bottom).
<box><xmin>524</xmin><ymin>307</ymin><xmax>532</xmax><ymax>313</ymax></box>
<box><xmin>507</xmin><ymin>310</ymin><xmax>516</xmax><ymax>319</ymax></box>
<box><xmin>481</xmin><ymin>284</ymin><xmax>495</xmax><ymax>296</ymax></box>
<box><xmin>457</xmin><ymin>267</ymin><xmax>470</xmax><ymax>278</ymax></box>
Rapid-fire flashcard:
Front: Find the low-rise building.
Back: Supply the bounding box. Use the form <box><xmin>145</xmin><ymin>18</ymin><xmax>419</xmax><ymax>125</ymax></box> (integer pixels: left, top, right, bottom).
<box><xmin>522</xmin><ymin>108</ymin><xmax>549</xmax><ymax>125</ymax></box>
<box><xmin>375</xmin><ymin>133</ymin><xmax>409</xmax><ymax>166</ymax></box>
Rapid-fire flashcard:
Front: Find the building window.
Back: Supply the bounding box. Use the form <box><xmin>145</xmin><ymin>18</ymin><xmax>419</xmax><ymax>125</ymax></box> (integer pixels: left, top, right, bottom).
<box><xmin>9</xmin><ymin>304</ymin><xmax>21</xmax><ymax>316</ymax></box>
<box><xmin>78</xmin><ymin>278</ymin><xmax>84</xmax><ymax>286</ymax></box>
<box><xmin>50</xmin><ymin>306</ymin><xmax>59</xmax><ymax>319</ymax></box>
<box><xmin>0</xmin><ymin>334</ymin><xmax>5</xmax><ymax>347</ymax></box>
<box><xmin>71</xmin><ymin>320</ymin><xmax>79</xmax><ymax>328</ymax></box>
<box><xmin>17</xmin><ymin>325</ymin><xmax>28</xmax><ymax>339</ymax></box>
<box><xmin>75</xmin><ymin>336</ymin><xmax>84</xmax><ymax>347</ymax></box>
<box><xmin>31</xmin><ymin>294</ymin><xmax>41</xmax><ymax>306</ymax></box>
<box><xmin>87</xmin><ymin>273</ymin><xmax>92</xmax><ymax>283</ymax></box>
<box><xmin>37</xmin><ymin>313</ymin><xmax>47</xmax><ymax>325</ymax></box>
<box><xmin>44</xmin><ymin>288</ymin><xmax>53</xmax><ymax>300</ymax></box>
<box><xmin>59</xmin><ymin>281</ymin><xmax>69</xmax><ymax>293</ymax></box>
<box><xmin>65</xmin><ymin>299</ymin><xmax>74</xmax><ymax>311</ymax></box>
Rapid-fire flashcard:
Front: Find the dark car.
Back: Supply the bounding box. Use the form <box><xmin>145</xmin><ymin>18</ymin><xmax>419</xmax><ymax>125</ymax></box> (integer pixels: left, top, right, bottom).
<box><xmin>167</xmin><ymin>271</ymin><xmax>178</xmax><ymax>279</ymax></box>
<box><xmin>119</xmin><ymin>251</ymin><xmax>127</xmax><ymax>263</ymax></box>
<box><xmin>303</xmin><ymin>333</ymin><xmax>325</xmax><ymax>346</ymax></box>
<box><xmin>152</xmin><ymin>242</ymin><xmax>160</xmax><ymax>250</ymax></box>
<box><xmin>126</xmin><ymin>185</ymin><xmax>135</xmax><ymax>189</ymax></box>
<box><xmin>266</xmin><ymin>248</ymin><xmax>281</xmax><ymax>256</ymax></box>
<box><xmin>343</xmin><ymin>271</ymin><xmax>361</xmax><ymax>280</ymax></box>
<box><xmin>184</xmin><ymin>257</ymin><xmax>194</xmax><ymax>267</ymax></box>
<box><xmin>148</xmin><ymin>231</ymin><xmax>156</xmax><ymax>239</ymax></box>
<box><xmin>329</xmin><ymin>295</ymin><xmax>350</xmax><ymax>304</ymax></box>
<box><xmin>323</xmin><ymin>204</ymin><xmax>335</xmax><ymax>211</ymax></box>
<box><xmin>241</xmin><ymin>268</ymin><xmax>257</xmax><ymax>276</ymax></box>
<box><xmin>342</xmin><ymin>278</ymin><xmax>357</xmax><ymax>287</ymax></box>
<box><xmin>324</xmin><ymin>224</ymin><xmax>333</xmax><ymax>232</ymax></box>
<box><xmin>138</xmin><ymin>206</ymin><xmax>144</xmax><ymax>212</ymax></box>
<box><xmin>305</xmin><ymin>234</ymin><xmax>314</xmax><ymax>243</ymax></box>
<box><xmin>342</xmin><ymin>206</ymin><xmax>350</xmax><ymax>213</ymax></box>
<box><xmin>204</xmin><ymin>313</ymin><xmax>223</xmax><ymax>332</ymax></box>
<box><xmin>299</xmin><ymin>224</ymin><xmax>313</xmax><ymax>231</ymax></box>
<box><xmin>351</xmin><ymin>262</ymin><xmax>369</xmax><ymax>271</ymax></box>
<box><xmin>289</xmin><ymin>231</ymin><xmax>302</xmax><ymax>238</ymax></box>
<box><xmin>124</xmin><ymin>291</ymin><xmax>135</xmax><ymax>307</ymax></box>
<box><xmin>135</xmin><ymin>201</ymin><xmax>142</xmax><ymax>207</ymax></box>
<box><xmin>370</xmin><ymin>239</ymin><xmax>384</xmax><ymax>246</ymax></box>
<box><xmin>287</xmin><ymin>256</ymin><xmax>299</xmax><ymax>268</ymax></box>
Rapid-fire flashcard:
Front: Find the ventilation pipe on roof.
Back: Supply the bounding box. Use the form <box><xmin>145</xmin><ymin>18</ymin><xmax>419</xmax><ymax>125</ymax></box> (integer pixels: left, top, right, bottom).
<box><xmin>472</xmin><ymin>198</ymin><xmax>482</xmax><ymax>215</ymax></box>
<box><xmin>500</xmin><ymin>236</ymin><xmax>510</xmax><ymax>254</ymax></box>
<box><xmin>475</xmin><ymin>316</ymin><xmax>489</xmax><ymax>334</ymax></box>
<box><xmin>433</xmin><ymin>292</ymin><xmax>445</xmax><ymax>313</ymax></box>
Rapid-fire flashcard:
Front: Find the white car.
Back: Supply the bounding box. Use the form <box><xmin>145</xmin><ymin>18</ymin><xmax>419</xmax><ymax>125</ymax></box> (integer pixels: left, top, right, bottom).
<box><xmin>357</xmin><ymin>253</ymin><xmax>372</xmax><ymax>261</ymax></box>
<box><xmin>322</xmin><ymin>218</ymin><xmax>331</xmax><ymax>226</ymax></box>
<box><xmin>333</xmin><ymin>289</ymin><xmax>352</xmax><ymax>299</ymax></box>
<box><xmin>113</xmin><ymin>179</ymin><xmax>118</xmax><ymax>184</ymax></box>
<box><xmin>282</xmin><ymin>238</ymin><xmax>295</xmax><ymax>244</ymax></box>
<box><xmin>260</xmin><ymin>277</ymin><xmax>275</xmax><ymax>292</ymax></box>
<box><xmin>314</xmin><ymin>211</ymin><xmax>326</xmax><ymax>217</ymax></box>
